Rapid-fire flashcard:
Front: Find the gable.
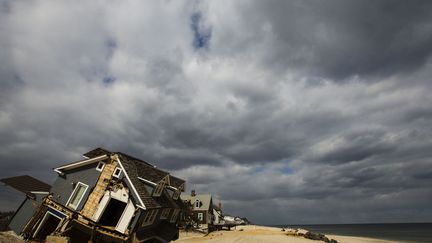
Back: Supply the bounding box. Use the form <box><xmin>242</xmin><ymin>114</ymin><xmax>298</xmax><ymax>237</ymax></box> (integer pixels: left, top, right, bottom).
<box><xmin>181</xmin><ymin>194</ymin><xmax>212</xmax><ymax>210</ymax></box>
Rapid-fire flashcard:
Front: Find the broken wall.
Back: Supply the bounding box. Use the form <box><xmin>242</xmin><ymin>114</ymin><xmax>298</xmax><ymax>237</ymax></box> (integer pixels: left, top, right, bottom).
<box><xmin>81</xmin><ymin>159</ymin><xmax>118</xmax><ymax>219</ymax></box>
<box><xmin>9</xmin><ymin>197</ymin><xmax>39</xmax><ymax>235</ymax></box>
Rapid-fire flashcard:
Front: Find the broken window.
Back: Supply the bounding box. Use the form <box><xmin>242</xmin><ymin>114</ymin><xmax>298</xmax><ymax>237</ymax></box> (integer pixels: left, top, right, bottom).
<box><xmin>160</xmin><ymin>208</ymin><xmax>170</xmax><ymax>219</ymax></box>
<box><xmin>142</xmin><ymin>209</ymin><xmax>158</xmax><ymax>227</ymax></box>
<box><xmin>99</xmin><ymin>198</ymin><xmax>127</xmax><ymax>227</ymax></box>
<box><xmin>67</xmin><ymin>182</ymin><xmax>88</xmax><ymax>210</ymax></box>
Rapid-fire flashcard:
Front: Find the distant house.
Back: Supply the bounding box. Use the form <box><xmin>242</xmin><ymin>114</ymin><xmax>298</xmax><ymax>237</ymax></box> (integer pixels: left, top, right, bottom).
<box><xmin>4</xmin><ymin>148</ymin><xmax>186</xmax><ymax>243</ymax></box>
<box><xmin>212</xmin><ymin>203</ymin><xmax>224</xmax><ymax>226</ymax></box>
<box><xmin>181</xmin><ymin>190</ymin><xmax>215</xmax><ymax>231</ymax></box>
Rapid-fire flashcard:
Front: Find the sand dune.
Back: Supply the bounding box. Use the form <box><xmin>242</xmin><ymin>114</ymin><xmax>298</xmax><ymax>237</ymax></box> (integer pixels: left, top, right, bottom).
<box><xmin>175</xmin><ymin>225</ymin><xmax>396</xmax><ymax>243</ymax></box>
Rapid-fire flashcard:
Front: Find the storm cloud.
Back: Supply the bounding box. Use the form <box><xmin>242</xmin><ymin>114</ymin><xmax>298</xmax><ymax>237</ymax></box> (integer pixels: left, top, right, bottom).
<box><xmin>1</xmin><ymin>0</ymin><xmax>432</xmax><ymax>224</ymax></box>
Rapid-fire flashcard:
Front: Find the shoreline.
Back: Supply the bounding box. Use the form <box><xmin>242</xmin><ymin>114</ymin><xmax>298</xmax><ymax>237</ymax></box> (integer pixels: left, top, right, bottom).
<box><xmin>175</xmin><ymin>225</ymin><xmax>397</xmax><ymax>243</ymax></box>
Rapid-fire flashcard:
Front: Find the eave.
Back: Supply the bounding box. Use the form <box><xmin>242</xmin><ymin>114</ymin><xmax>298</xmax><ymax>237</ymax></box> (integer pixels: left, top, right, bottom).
<box><xmin>53</xmin><ymin>154</ymin><xmax>109</xmax><ymax>174</ymax></box>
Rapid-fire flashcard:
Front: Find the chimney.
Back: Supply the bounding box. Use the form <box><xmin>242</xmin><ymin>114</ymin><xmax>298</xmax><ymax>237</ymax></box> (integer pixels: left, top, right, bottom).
<box><xmin>191</xmin><ymin>189</ymin><xmax>196</xmax><ymax>197</ymax></box>
<box><xmin>218</xmin><ymin>202</ymin><xmax>222</xmax><ymax>209</ymax></box>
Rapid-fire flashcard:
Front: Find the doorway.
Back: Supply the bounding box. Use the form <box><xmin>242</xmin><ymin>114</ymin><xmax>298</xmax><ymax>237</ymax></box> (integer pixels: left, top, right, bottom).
<box><xmin>99</xmin><ymin>198</ymin><xmax>127</xmax><ymax>227</ymax></box>
<box><xmin>34</xmin><ymin>213</ymin><xmax>61</xmax><ymax>240</ymax></box>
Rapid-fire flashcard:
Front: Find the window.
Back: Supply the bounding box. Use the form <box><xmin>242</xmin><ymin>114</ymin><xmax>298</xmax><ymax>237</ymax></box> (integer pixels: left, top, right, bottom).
<box><xmin>197</xmin><ymin>212</ymin><xmax>203</xmax><ymax>221</ymax></box>
<box><xmin>142</xmin><ymin>209</ymin><xmax>158</xmax><ymax>226</ymax></box>
<box><xmin>67</xmin><ymin>182</ymin><xmax>88</xmax><ymax>210</ymax></box>
<box><xmin>173</xmin><ymin>190</ymin><xmax>180</xmax><ymax>200</ymax></box>
<box><xmin>170</xmin><ymin>209</ymin><xmax>179</xmax><ymax>223</ymax></box>
<box><xmin>152</xmin><ymin>182</ymin><xmax>165</xmax><ymax>197</ymax></box>
<box><xmin>113</xmin><ymin>167</ymin><xmax>122</xmax><ymax>178</ymax></box>
<box><xmin>195</xmin><ymin>199</ymin><xmax>200</xmax><ymax>208</ymax></box>
<box><xmin>160</xmin><ymin>208</ymin><xmax>170</xmax><ymax>219</ymax></box>
<box><xmin>96</xmin><ymin>161</ymin><xmax>105</xmax><ymax>172</ymax></box>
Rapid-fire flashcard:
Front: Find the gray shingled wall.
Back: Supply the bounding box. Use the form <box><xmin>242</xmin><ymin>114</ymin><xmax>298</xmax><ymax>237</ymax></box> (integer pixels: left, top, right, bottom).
<box><xmin>50</xmin><ymin>164</ymin><xmax>100</xmax><ymax>211</ymax></box>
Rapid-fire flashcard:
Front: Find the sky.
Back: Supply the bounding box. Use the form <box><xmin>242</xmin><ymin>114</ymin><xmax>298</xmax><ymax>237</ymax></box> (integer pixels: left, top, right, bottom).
<box><xmin>1</xmin><ymin>0</ymin><xmax>432</xmax><ymax>225</ymax></box>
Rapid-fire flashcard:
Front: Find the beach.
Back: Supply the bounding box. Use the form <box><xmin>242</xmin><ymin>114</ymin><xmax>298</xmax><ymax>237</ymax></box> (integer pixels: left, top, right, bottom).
<box><xmin>175</xmin><ymin>225</ymin><xmax>396</xmax><ymax>243</ymax></box>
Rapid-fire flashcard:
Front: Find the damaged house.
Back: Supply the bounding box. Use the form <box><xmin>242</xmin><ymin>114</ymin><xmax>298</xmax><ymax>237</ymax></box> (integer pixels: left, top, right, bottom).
<box><xmin>5</xmin><ymin>148</ymin><xmax>186</xmax><ymax>243</ymax></box>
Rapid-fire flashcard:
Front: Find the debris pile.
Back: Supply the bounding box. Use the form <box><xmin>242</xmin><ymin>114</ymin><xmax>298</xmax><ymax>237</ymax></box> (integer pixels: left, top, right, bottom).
<box><xmin>284</xmin><ymin>227</ymin><xmax>338</xmax><ymax>243</ymax></box>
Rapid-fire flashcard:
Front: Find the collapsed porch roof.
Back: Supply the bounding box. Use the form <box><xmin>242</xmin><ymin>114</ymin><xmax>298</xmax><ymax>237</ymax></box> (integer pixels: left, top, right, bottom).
<box><xmin>0</xmin><ymin>175</ymin><xmax>51</xmax><ymax>195</ymax></box>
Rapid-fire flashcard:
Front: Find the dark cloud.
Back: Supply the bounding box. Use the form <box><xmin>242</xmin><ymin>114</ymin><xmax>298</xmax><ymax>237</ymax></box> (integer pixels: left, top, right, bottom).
<box><xmin>310</xmin><ymin>130</ymin><xmax>396</xmax><ymax>164</ymax></box>
<box><xmin>211</xmin><ymin>0</ymin><xmax>432</xmax><ymax>80</ymax></box>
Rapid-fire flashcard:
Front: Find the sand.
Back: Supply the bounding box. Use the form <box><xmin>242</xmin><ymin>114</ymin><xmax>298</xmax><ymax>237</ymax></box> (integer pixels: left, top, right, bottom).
<box><xmin>0</xmin><ymin>231</ymin><xmax>24</xmax><ymax>243</ymax></box>
<box><xmin>175</xmin><ymin>225</ymin><xmax>397</xmax><ymax>243</ymax></box>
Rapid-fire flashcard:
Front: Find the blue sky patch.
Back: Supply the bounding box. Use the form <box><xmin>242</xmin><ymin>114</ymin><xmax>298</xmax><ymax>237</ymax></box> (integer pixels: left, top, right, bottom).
<box><xmin>279</xmin><ymin>167</ymin><xmax>294</xmax><ymax>174</ymax></box>
<box><xmin>105</xmin><ymin>38</ymin><xmax>117</xmax><ymax>59</ymax></box>
<box><xmin>102</xmin><ymin>76</ymin><xmax>116</xmax><ymax>85</ymax></box>
<box><xmin>190</xmin><ymin>12</ymin><xmax>212</xmax><ymax>49</ymax></box>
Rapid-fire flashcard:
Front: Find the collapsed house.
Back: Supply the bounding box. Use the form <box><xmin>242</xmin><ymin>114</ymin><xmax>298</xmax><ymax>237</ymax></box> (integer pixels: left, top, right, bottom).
<box><xmin>3</xmin><ymin>148</ymin><xmax>186</xmax><ymax>243</ymax></box>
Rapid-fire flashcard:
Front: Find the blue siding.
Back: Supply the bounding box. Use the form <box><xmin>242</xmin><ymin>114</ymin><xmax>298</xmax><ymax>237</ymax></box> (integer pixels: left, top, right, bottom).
<box><xmin>50</xmin><ymin>164</ymin><xmax>101</xmax><ymax>212</ymax></box>
<box><xmin>9</xmin><ymin>197</ymin><xmax>38</xmax><ymax>235</ymax></box>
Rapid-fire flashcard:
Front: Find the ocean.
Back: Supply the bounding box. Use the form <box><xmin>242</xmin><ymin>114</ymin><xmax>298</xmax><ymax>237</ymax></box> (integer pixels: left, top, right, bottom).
<box><xmin>271</xmin><ymin>223</ymin><xmax>432</xmax><ymax>243</ymax></box>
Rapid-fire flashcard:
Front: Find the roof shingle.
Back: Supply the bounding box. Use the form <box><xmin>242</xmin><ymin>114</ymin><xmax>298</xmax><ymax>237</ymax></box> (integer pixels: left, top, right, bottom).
<box><xmin>0</xmin><ymin>175</ymin><xmax>51</xmax><ymax>195</ymax></box>
<box><xmin>81</xmin><ymin>147</ymin><xmax>186</xmax><ymax>208</ymax></box>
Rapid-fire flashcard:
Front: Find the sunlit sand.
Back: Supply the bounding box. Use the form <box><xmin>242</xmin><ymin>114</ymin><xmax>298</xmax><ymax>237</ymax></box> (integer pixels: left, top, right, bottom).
<box><xmin>175</xmin><ymin>225</ymin><xmax>396</xmax><ymax>243</ymax></box>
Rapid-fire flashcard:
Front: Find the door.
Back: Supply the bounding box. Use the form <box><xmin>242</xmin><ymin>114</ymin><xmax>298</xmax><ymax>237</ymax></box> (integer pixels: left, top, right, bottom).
<box><xmin>116</xmin><ymin>200</ymin><xmax>135</xmax><ymax>233</ymax></box>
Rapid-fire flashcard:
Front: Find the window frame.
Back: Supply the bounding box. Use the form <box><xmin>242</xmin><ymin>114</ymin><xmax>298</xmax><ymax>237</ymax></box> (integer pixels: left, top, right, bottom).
<box><xmin>32</xmin><ymin>211</ymin><xmax>63</xmax><ymax>238</ymax></box>
<box><xmin>66</xmin><ymin>182</ymin><xmax>89</xmax><ymax>210</ymax></box>
<box><xmin>96</xmin><ymin>161</ymin><xmax>105</xmax><ymax>172</ymax></box>
<box><xmin>152</xmin><ymin>182</ymin><xmax>165</xmax><ymax>197</ymax></box>
<box><xmin>113</xmin><ymin>167</ymin><xmax>122</xmax><ymax>178</ymax></box>
<box><xmin>160</xmin><ymin>208</ymin><xmax>171</xmax><ymax>219</ymax></box>
<box><xmin>197</xmin><ymin>212</ymin><xmax>203</xmax><ymax>221</ymax></box>
<box><xmin>142</xmin><ymin>209</ymin><xmax>158</xmax><ymax>227</ymax></box>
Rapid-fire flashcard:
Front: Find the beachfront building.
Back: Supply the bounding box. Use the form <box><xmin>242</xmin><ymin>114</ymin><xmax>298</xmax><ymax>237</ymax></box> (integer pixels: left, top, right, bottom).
<box><xmin>181</xmin><ymin>190</ymin><xmax>215</xmax><ymax>231</ymax></box>
<box><xmin>213</xmin><ymin>203</ymin><xmax>224</xmax><ymax>226</ymax></box>
<box><xmin>5</xmin><ymin>148</ymin><xmax>186</xmax><ymax>243</ymax></box>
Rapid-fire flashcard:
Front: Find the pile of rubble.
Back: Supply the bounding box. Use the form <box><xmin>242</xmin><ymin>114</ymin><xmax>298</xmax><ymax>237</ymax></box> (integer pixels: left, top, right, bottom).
<box><xmin>283</xmin><ymin>228</ymin><xmax>338</xmax><ymax>243</ymax></box>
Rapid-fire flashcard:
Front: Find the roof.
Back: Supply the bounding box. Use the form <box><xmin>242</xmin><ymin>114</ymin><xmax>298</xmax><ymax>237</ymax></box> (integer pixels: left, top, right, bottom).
<box><xmin>169</xmin><ymin>175</ymin><xmax>185</xmax><ymax>191</ymax></box>
<box><xmin>83</xmin><ymin>147</ymin><xmax>113</xmax><ymax>158</ymax></box>
<box><xmin>54</xmin><ymin>147</ymin><xmax>186</xmax><ymax>209</ymax></box>
<box><xmin>181</xmin><ymin>194</ymin><xmax>212</xmax><ymax>211</ymax></box>
<box><xmin>0</xmin><ymin>175</ymin><xmax>51</xmax><ymax>195</ymax></box>
<box><xmin>155</xmin><ymin>190</ymin><xmax>180</xmax><ymax>209</ymax></box>
<box><xmin>82</xmin><ymin>148</ymin><xmax>185</xmax><ymax>190</ymax></box>
<box><xmin>117</xmin><ymin>154</ymin><xmax>160</xmax><ymax>209</ymax></box>
<box><xmin>54</xmin><ymin>154</ymin><xmax>108</xmax><ymax>172</ymax></box>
